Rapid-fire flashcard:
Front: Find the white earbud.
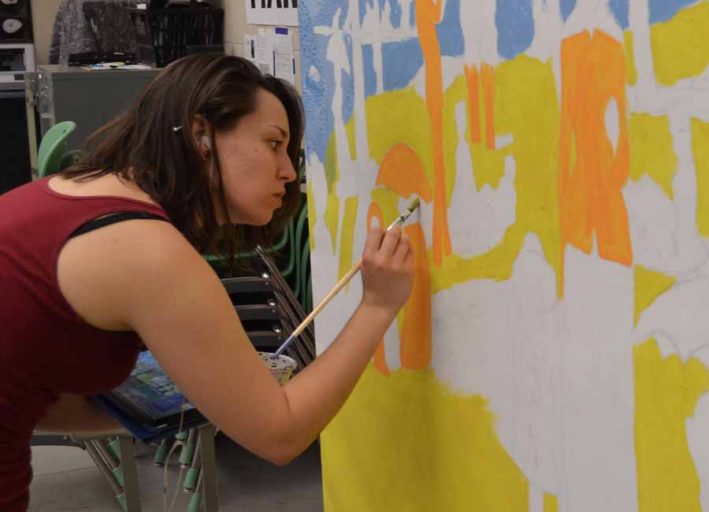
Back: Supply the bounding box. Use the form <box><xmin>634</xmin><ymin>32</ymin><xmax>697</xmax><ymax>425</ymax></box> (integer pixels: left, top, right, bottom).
<box><xmin>200</xmin><ymin>135</ymin><xmax>212</xmax><ymax>150</ymax></box>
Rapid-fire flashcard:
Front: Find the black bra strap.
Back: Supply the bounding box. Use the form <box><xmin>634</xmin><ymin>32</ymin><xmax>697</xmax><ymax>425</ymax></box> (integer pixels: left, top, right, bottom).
<box><xmin>69</xmin><ymin>211</ymin><xmax>168</xmax><ymax>239</ymax></box>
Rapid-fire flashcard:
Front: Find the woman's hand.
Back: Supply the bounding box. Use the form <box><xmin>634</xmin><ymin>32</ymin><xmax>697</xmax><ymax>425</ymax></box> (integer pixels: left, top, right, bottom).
<box><xmin>360</xmin><ymin>226</ymin><xmax>414</xmax><ymax>313</ymax></box>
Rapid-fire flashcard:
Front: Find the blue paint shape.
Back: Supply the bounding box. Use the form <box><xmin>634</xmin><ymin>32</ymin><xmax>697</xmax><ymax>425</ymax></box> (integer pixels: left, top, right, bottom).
<box><xmin>560</xmin><ymin>0</ymin><xmax>628</xmax><ymax>27</ymax></box>
<box><xmin>300</xmin><ymin>1</ymin><xmax>351</xmax><ymax>162</ymax></box>
<box><xmin>387</xmin><ymin>0</ymin><xmax>403</xmax><ymax>27</ymax></box>
<box><xmin>358</xmin><ymin>0</ymin><xmax>402</xmax><ymax>27</ymax></box>
<box><xmin>437</xmin><ymin>0</ymin><xmax>465</xmax><ymax>57</ymax></box>
<box><xmin>300</xmin><ymin>0</ymin><xmax>345</xmax><ymax>30</ymax></box>
<box><xmin>341</xmin><ymin>35</ymin><xmax>355</xmax><ymax>129</ymax></box>
<box><xmin>649</xmin><ymin>0</ymin><xmax>697</xmax><ymax>24</ymax></box>
<box><xmin>382</xmin><ymin>38</ymin><xmax>424</xmax><ymax>92</ymax></box>
<box><xmin>358</xmin><ymin>0</ymin><xmax>367</xmax><ymax>26</ymax></box>
<box><xmin>362</xmin><ymin>44</ymin><xmax>377</xmax><ymax>98</ymax></box>
<box><xmin>376</xmin><ymin>0</ymin><xmax>403</xmax><ymax>27</ymax></box>
<box><xmin>496</xmin><ymin>0</ymin><xmax>534</xmax><ymax>60</ymax></box>
<box><xmin>609</xmin><ymin>0</ymin><xmax>629</xmax><ymax>28</ymax></box>
<box><xmin>560</xmin><ymin>0</ymin><xmax>577</xmax><ymax>20</ymax></box>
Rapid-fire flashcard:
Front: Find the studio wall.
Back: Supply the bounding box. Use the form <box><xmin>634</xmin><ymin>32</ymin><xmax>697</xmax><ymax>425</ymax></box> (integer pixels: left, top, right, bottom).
<box><xmin>300</xmin><ymin>1</ymin><xmax>709</xmax><ymax>510</ymax></box>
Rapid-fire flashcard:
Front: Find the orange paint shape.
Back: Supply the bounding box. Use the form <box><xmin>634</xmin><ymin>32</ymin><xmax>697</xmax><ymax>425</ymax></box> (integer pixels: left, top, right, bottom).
<box><xmin>558</xmin><ymin>30</ymin><xmax>632</xmax><ymax>288</ymax></box>
<box><xmin>465</xmin><ymin>65</ymin><xmax>482</xmax><ymax>144</ymax></box>
<box><xmin>377</xmin><ymin>144</ymin><xmax>434</xmax><ymax>202</ymax></box>
<box><xmin>465</xmin><ymin>64</ymin><xmax>496</xmax><ymax>149</ymax></box>
<box><xmin>367</xmin><ymin>202</ymin><xmax>390</xmax><ymax>376</ymax></box>
<box><xmin>399</xmin><ymin>223</ymin><xmax>432</xmax><ymax>370</ymax></box>
<box><xmin>481</xmin><ymin>63</ymin><xmax>496</xmax><ymax>150</ymax></box>
<box><xmin>415</xmin><ymin>0</ymin><xmax>452</xmax><ymax>267</ymax></box>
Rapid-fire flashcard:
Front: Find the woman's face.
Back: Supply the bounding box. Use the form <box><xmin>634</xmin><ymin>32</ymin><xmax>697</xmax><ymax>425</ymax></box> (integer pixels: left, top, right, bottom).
<box><xmin>214</xmin><ymin>88</ymin><xmax>297</xmax><ymax>225</ymax></box>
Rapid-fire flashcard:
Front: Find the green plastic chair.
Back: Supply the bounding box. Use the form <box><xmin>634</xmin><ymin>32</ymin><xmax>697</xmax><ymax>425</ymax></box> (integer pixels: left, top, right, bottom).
<box><xmin>37</xmin><ymin>121</ymin><xmax>77</xmax><ymax>177</ymax></box>
<box><xmin>292</xmin><ymin>205</ymin><xmax>308</xmax><ymax>300</ymax></box>
<box><xmin>300</xmin><ymin>239</ymin><xmax>312</xmax><ymax>312</ymax></box>
<box><xmin>203</xmin><ymin>226</ymin><xmax>290</xmax><ymax>277</ymax></box>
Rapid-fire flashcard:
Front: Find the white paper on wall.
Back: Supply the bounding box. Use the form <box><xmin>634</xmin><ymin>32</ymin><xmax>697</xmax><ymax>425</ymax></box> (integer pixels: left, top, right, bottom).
<box><xmin>255</xmin><ymin>28</ymin><xmax>274</xmax><ymax>75</ymax></box>
<box><xmin>251</xmin><ymin>28</ymin><xmax>295</xmax><ymax>85</ymax></box>
<box><xmin>244</xmin><ymin>34</ymin><xmax>257</xmax><ymax>64</ymax></box>
<box><xmin>273</xmin><ymin>27</ymin><xmax>296</xmax><ymax>86</ymax></box>
<box><xmin>245</xmin><ymin>0</ymin><xmax>298</xmax><ymax>27</ymax></box>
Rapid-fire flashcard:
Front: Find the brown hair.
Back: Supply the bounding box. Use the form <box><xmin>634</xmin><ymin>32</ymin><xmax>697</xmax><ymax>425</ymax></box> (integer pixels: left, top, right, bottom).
<box><xmin>61</xmin><ymin>54</ymin><xmax>304</xmax><ymax>265</ymax></box>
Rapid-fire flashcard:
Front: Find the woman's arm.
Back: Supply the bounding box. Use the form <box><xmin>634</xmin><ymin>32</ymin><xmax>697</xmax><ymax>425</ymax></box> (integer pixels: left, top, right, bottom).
<box><xmin>57</xmin><ymin>220</ymin><xmax>412</xmax><ymax>465</ymax></box>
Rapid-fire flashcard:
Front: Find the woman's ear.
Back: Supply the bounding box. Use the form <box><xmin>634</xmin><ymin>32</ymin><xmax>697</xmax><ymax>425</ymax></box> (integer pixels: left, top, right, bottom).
<box><xmin>190</xmin><ymin>115</ymin><xmax>213</xmax><ymax>158</ymax></box>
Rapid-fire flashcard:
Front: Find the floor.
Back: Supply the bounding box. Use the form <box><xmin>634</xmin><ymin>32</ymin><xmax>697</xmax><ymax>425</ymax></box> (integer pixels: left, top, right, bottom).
<box><xmin>29</xmin><ymin>435</ymin><xmax>323</xmax><ymax>511</ymax></box>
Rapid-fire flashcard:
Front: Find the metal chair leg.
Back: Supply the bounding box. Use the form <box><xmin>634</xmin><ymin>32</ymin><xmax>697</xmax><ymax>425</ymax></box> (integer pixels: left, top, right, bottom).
<box><xmin>183</xmin><ymin>432</ymin><xmax>202</xmax><ymax>492</ymax></box>
<box><xmin>198</xmin><ymin>424</ymin><xmax>218</xmax><ymax>511</ymax></box>
<box><xmin>117</xmin><ymin>436</ymin><xmax>142</xmax><ymax>512</ymax></box>
<box><xmin>187</xmin><ymin>469</ymin><xmax>203</xmax><ymax>512</ymax></box>
<box><xmin>84</xmin><ymin>441</ymin><xmax>138</xmax><ymax>511</ymax></box>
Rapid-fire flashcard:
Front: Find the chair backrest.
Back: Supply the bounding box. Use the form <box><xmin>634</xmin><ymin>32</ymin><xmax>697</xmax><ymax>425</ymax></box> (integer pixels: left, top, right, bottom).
<box><xmin>37</xmin><ymin>121</ymin><xmax>77</xmax><ymax>177</ymax></box>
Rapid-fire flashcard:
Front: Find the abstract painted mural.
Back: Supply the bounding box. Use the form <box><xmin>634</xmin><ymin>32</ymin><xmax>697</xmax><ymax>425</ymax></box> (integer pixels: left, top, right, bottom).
<box><xmin>299</xmin><ymin>1</ymin><xmax>709</xmax><ymax>510</ymax></box>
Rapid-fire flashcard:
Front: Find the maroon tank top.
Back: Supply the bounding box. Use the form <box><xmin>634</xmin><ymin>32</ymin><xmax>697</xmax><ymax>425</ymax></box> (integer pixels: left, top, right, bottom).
<box><xmin>0</xmin><ymin>178</ymin><xmax>169</xmax><ymax>511</ymax></box>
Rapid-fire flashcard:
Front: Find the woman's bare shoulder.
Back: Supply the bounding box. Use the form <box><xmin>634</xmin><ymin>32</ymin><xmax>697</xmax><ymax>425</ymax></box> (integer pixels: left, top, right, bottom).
<box><xmin>56</xmin><ymin>207</ymin><xmax>205</xmax><ymax>331</ymax></box>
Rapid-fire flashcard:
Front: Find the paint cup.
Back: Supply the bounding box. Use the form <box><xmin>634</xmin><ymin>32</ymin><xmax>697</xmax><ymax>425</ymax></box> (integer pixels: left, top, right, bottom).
<box><xmin>259</xmin><ymin>352</ymin><xmax>298</xmax><ymax>384</ymax></box>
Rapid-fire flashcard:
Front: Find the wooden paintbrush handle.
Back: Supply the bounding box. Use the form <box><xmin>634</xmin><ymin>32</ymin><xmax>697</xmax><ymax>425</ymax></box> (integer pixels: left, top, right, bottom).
<box><xmin>275</xmin><ymin>198</ymin><xmax>420</xmax><ymax>357</ymax></box>
<box><xmin>289</xmin><ymin>259</ymin><xmax>363</xmax><ymax>339</ymax></box>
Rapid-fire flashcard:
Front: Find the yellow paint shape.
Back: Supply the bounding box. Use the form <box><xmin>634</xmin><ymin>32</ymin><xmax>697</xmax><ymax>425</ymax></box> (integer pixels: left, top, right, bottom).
<box><xmin>465</xmin><ymin>77</ymin><xmax>507</xmax><ymax>192</ymax></box>
<box><xmin>325</xmin><ymin>130</ymin><xmax>339</xmax><ymax>193</ymax></box>
<box><xmin>338</xmin><ymin>197</ymin><xmax>359</xmax><ymax>280</ymax></box>
<box><xmin>432</xmin><ymin>231</ymin><xmax>523</xmax><ymax>292</ymax></box>
<box><xmin>470</xmin><ymin>144</ymin><xmax>507</xmax><ymax>192</ymax></box>
<box><xmin>544</xmin><ymin>493</ymin><xmax>559</xmax><ymax>512</ymax></box>
<box><xmin>445</xmin><ymin>74</ymin><xmax>506</xmax><ymax>196</ymax></box>
<box><xmin>324</xmin><ymin>194</ymin><xmax>340</xmax><ymax>253</ymax></box>
<box><xmin>321</xmin><ymin>365</ymin><xmax>529</xmax><ymax>512</ymax></box>
<box><xmin>629</xmin><ymin>113</ymin><xmax>677</xmax><ymax>199</ymax></box>
<box><xmin>634</xmin><ymin>265</ymin><xmax>676</xmax><ymax>325</ymax></box>
<box><xmin>651</xmin><ymin>2</ymin><xmax>709</xmax><ymax>86</ymax></box>
<box><xmin>624</xmin><ymin>30</ymin><xmax>637</xmax><ymax>86</ymax></box>
<box><xmin>366</xmin><ymin>87</ymin><xmax>434</xmax><ymax>185</ymax></box>
<box><xmin>691</xmin><ymin>117</ymin><xmax>709</xmax><ymax>237</ymax></box>
<box><xmin>459</xmin><ymin>65</ymin><xmax>507</xmax><ymax>191</ymax></box>
<box><xmin>306</xmin><ymin>181</ymin><xmax>316</xmax><ymax>252</ymax></box>
<box><xmin>433</xmin><ymin>56</ymin><xmax>562</xmax><ymax>293</ymax></box>
<box><xmin>360</xmin><ymin>71</ymin><xmax>549</xmax><ymax>293</ymax></box>
<box><xmin>442</xmin><ymin>75</ymin><xmax>469</xmax><ymax>199</ymax></box>
<box><xmin>346</xmin><ymin>114</ymin><xmax>357</xmax><ymax>162</ymax></box>
<box><xmin>634</xmin><ymin>339</ymin><xmax>709</xmax><ymax>512</ymax></box>
<box><xmin>370</xmin><ymin>188</ymin><xmax>402</xmax><ymax>228</ymax></box>
<box><xmin>323</xmin><ymin>131</ymin><xmax>341</xmax><ymax>252</ymax></box>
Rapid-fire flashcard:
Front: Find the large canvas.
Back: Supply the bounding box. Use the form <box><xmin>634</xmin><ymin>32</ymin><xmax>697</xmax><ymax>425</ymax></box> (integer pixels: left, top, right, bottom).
<box><xmin>299</xmin><ymin>1</ymin><xmax>709</xmax><ymax>510</ymax></box>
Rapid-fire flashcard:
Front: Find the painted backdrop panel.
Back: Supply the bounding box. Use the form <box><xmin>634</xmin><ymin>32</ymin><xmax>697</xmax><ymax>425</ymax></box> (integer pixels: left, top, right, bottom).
<box><xmin>300</xmin><ymin>1</ymin><xmax>709</xmax><ymax>510</ymax></box>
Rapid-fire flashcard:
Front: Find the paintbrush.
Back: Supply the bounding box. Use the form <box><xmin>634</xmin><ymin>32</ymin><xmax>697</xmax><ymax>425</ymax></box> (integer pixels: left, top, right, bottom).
<box><xmin>273</xmin><ymin>197</ymin><xmax>421</xmax><ymax>357</ymax></box>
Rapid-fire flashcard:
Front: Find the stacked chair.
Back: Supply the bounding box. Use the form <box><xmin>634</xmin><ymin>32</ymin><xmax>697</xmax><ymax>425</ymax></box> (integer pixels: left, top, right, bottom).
<box><xmin>31</xmin><ymin>428</ymin><xmax>143</xmax><ymax>511</ymax></box>
<box><xmin>36</xmin><ymin>120</ymin><xmax>78</xmax><ymax>177</ymax></box>
<box><xmin>151</xmin><ymin>246</ymin><xmax>315</xmax><ymax>511</ymax></box>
